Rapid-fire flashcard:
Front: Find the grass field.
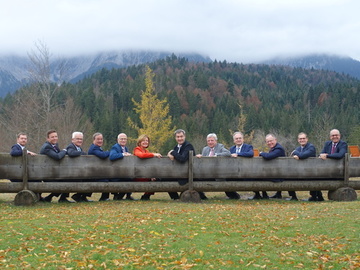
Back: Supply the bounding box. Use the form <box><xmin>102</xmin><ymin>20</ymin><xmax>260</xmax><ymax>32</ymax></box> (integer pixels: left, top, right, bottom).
<box><xmin>0</xmin><ymin>191</ymin><xmax>359</xmax><ymax>269</ymax></box>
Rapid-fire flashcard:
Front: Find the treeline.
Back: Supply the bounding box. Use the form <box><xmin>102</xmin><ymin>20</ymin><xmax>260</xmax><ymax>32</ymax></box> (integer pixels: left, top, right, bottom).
<box><xmin>1</xmin><ymin>54</ymin><xmax>359</xmax><ymax>155</ymax></box>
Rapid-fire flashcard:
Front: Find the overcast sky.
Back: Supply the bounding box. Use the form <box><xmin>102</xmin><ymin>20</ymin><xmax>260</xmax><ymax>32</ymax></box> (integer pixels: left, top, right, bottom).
<box><xmin>1</xmin><ymin>0</ymin><xmax>360</xmax><ymax>63</ymax></box>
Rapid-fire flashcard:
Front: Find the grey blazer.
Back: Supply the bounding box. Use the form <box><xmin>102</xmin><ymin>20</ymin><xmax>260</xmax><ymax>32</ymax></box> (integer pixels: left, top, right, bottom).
<box><xmin>201</xmin><ymin>143</ymin><xmax>231</xmax><ymax>157</ymax></box>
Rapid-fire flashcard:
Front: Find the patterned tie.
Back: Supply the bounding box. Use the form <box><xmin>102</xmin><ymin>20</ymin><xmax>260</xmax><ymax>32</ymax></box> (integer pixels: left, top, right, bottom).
<box><xmin>209</xmin><ymin>148</ymin><xmax>215</xmax><ymax>156</ymax></box>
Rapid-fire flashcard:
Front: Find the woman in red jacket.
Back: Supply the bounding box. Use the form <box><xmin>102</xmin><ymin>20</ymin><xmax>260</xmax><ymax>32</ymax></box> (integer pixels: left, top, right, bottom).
<box><xmin>133</xmin><ymin>134</ymin><xmax>162</xmax><ymax>200</ymax></box>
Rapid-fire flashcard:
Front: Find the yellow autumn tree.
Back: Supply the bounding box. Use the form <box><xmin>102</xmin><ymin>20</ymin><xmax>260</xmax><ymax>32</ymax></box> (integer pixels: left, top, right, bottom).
<box><xmin>128</xmin><ymin>65</ymin><xmax>175</xmax><ymax>151</ymax></box>
<box><xmin>230</xmin><ymin>103</ymin><xmax>254</xmax><ymax>144</ymax></box>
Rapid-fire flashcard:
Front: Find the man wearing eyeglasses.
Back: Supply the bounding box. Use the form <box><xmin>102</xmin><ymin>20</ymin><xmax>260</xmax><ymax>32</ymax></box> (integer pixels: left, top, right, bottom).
<box><xmin>319</xmin><ymin>129</ymin><xmax>348</xmax><ymax>160</ymax></box>
<box><xmin>291</xmin><ymin>132</ymin><xmax>317</xmax><ymax>201</ymax></box>
<box><xmin>67</xmin><ymin>132</ymin><xmax>93</xmax><ymax>202</ymax></box>
<box><xmin>109</xmin><ymin>133</ymin><xmax>134</xmax><ymax>200</ymax></box>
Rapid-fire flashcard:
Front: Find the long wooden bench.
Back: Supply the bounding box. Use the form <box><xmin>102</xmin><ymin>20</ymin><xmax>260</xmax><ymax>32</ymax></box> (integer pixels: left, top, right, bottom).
<box><xmin>0</xmin><ymin>151</ymin><xmax>359</xmax><ymax>204</ymax></box>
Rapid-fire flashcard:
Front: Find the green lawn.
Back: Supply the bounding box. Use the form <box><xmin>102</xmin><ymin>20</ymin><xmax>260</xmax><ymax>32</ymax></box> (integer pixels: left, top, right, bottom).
<box><xmin>0</xmin><ymin>192</ymin><xmax>359</xmax><ymax>269</ymax></box>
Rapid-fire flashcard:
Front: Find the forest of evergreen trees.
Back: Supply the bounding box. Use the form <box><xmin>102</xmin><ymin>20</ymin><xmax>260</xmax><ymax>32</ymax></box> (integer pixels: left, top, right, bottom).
<box><xmin>1</xmin><ymin>54</ymin><xmax>359</xmax><ymax>155</ymax></box>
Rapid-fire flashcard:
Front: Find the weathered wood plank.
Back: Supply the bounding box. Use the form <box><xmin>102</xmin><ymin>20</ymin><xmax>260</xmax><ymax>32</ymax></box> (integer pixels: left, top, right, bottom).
<box><xmin>193</xmin><ymin>157</ymin><xmax>345</xmax><ymax>179</ymax></box>
<box><xmin>0</xmin><ymin>154</ymin><xmax>23</xmax><ymax>179</ymax></box>
<box><xmin>0</xmin><ymin>155</ymin><xmax>358</xmax><ymax>180</ymax></box>
<box><xmin>24</xmin><ymin>155</ymin><xmax>189</xmax><ymax>180</ymax></box>
<box><xmin>349</xmin><ymin>157</ymin><xmax>360</xmax><ymax>177</ymax></box>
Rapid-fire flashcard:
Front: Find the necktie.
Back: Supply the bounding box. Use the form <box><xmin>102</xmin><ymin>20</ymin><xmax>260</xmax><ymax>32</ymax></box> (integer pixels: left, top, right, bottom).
<box><xmin>209</xmin><ymin>148</ymin><xmax>215</xmax><ymax>156</ymax></box>
<box><xmin>177</xmin><ymin>145</ymin><xmax>181</xmax><ymax>153</ymax></box>
<box><xmin>53</xmin><ymin>145</ymin><xmax>59</xmax><ymax>152</ymax></box>
<box><xmin>236</xmin><ymin>147</ymin><xmax>240</xmax><ymax>154</ymax></box>
<box><xmin>331</xmin><ymin>143</ymin><xmax>336</xmax><ymax>154</ymax></box>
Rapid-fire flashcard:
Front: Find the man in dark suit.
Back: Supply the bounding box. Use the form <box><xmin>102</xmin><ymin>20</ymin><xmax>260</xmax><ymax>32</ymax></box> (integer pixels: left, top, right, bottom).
<box><xmin>196</xmin><ymin>133</ymin><xmax>231</xmax><ymax>200</ymax></box>
<box><xmin>88</xmin><ymin>132</ymin><xmax>111</xmax><ymax>201</ymax></box>
<box><xmin>249</xmin><ymin>133</ymin><xmax>285</xmax><ymax>200</ymax></box>
<box><xmin>10</xmin><ymin>132</ymin><xmax>40</xmax><ymax>200</ymax></box>
<box><xmin>230</xmin><ymin>132</ymin><xmax>254</xmax><ymax>158</ymax></box>
<box><xmin>317</xmin><ymin>129</ymin><xmax>348</xmax><ymax>200</ymax></box>
<box><xmin>291</xmin><ymin>132</ymin><xmax>317</xmax><ymax>201</ymax></box>
<box><xmin>67</xmin><ymin>131</ymin><xmax>93</xmax><ymax>202</ymax></box>
<box><xmin>319</xmin><ymin>129</ymin><xmax>348</xmax><ymax>160</ymax></box>
<box><xmin>228</xmin><ymin>131</ymin><xmax>255</xmax><ymax>199</ymax></box>
<box><xmin>10</xmin><ymin>132</ymin><xmax>37</xmax><ymax>157</ymax></box>
<box><xmin>167</xmin><ymin>129</ymin><xmax>196</xmax><ymax>200</ymax></box>
<box><xmin>40</xmin><ymin>129</ymin><xmax>73</xmax><ymax>203</ymax></box>
<box><xmin>109</xmin><ymin>133</ymin><xmax>134</xmax><ymax>200</ymax></box>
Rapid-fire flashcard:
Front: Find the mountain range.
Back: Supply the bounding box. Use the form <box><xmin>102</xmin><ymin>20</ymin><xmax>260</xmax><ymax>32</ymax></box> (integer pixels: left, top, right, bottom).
<box><xmin>0</xmin><ymin>50</ymin><xmax>211</xmax><ymax>97</ymax></box>
<box><xmin>1</xmin><ymin>51</ymin><xmax>360</xmax><ymax>97</ymax></box>
<box><xmin>262</xmin><ymin>54</ymin><xmax>360</xmax><ymax>80</ymax></box>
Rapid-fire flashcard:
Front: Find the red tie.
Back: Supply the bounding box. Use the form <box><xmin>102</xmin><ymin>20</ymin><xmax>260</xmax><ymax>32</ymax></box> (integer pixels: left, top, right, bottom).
<box><xmin>331</xmin><ymin>143</ymin><xmax>336</xmax><ymax>154</ymax></box>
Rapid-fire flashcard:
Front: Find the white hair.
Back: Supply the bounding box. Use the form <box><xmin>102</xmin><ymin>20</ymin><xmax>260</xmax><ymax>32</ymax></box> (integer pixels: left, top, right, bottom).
<box><xmin>207</xmin><ymin>133</ymin><xmax>217</xmax><ymax>140</ymax></box>
<box><xmin>72</xmin><ymin>131</ymin><xmax>83</xmax><ymax>139</ymax></box>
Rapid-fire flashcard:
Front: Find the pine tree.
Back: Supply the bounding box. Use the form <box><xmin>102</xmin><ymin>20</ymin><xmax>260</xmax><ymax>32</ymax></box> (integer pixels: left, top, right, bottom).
<box><xmin>128</xmin><ymin>66</ymin><xmax>175</xmax><ymax>151</ymax></box>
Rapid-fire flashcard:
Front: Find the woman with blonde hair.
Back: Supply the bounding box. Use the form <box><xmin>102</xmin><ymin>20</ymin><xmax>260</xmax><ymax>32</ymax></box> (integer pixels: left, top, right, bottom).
<box><xmin>133</xmin><ymin>134</ymin><xmax>162</xmax><ymax>200</ymax></box>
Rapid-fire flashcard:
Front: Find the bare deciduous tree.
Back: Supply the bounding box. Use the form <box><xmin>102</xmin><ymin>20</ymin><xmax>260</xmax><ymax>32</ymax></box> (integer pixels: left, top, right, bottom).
<box><xmin>0</xmin><ymin>41</ymin><xmax>93</xmax><ymax>152</ymax></box>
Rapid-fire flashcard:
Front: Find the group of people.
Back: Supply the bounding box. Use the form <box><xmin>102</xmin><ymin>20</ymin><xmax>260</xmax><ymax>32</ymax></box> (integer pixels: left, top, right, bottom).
<box><xmin>9</xmin><ymin>128</ymin><xmax>347</xmax><ymax>202</ymax></box>
<box><xmin>249</xmin><ymin>129</ymin><xmax>347</xmax><ymax>201</ymax></box>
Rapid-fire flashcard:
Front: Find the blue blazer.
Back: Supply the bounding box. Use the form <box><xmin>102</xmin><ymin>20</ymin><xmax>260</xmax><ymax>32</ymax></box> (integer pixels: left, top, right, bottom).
<box><xmin>40</xmin><ymin>141</ymin><xmax>67</xmax><ymax>160</ymax></box>
<box><xmin>109</xmin><ymin>143</ymin><xmax>129</xmax><ymax>161</ymax></box>
<box><xmin>88</xmin><ymin>144</ymin><xmax>110</xmax><ymax>159</ymax></box>
<box><xmin>292</xmin><ymin>143</ymin><xmax>316</xmax><ymax>159</ymax></box>
<box><xmin>171</xmin><ymin>141</ymin><xmax>195</xmax><ymax>163</ymax></box>
<box><xmin>321</xmin><ymin>140</ymin><xmax>347</xmax><ymax>159</ymax></box>
<box><xmin>10</xmin><ymin>144</ymin><xmax>24</xmax><ymax>156</ymax></box>
<box><xmin>229</xmin><ymin>143</ymin><xmax>254</xmax><ymax>157</ymax></box>
<box><xmin>260</xmin><ymin>143</ymin><xmax>285</xmax><ymax>160</ymax></box>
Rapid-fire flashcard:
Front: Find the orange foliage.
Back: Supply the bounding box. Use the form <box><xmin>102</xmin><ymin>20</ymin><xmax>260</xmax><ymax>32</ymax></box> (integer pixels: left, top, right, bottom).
<box><xmin>174</xmin><ymin>86</ymin><xmax>189</xmax><ymax>112</ymax></box>
<box><xmin>318</xmin><ymin>92</ymin><xmax>329</xmax><ymax>105</ymax></box>
<box><xmin>208</xmin><ymin>77</ymin><xmax>228</xmax><ymax>97</ymax></box>
<box><xmin>245</xmin><ymin>89</ymin><xmax>262</xmax><ymax>111</ymax></box>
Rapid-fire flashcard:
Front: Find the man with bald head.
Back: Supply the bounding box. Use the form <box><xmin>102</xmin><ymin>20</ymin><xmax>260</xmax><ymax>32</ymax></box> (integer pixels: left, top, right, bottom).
<box><xmin>249</xmin><ymin>133</ymin><xmax>285</xmax><ymax>200</ymax></box>
<box><xmin>319</xmin><ymin>129</ymin><xmax>347</xmax><ymax>160</ymax></box>
<box><xmin>315</xmin><ymin>129</ymin><xmax>348</xmax><ymax>201</ymax></box>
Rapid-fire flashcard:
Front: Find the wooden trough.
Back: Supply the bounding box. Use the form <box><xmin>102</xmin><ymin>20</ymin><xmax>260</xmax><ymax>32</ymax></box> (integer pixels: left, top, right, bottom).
<box><xmin>0</xmin><ymin>151</ymin><xmax>359</xmax><ymax>205</ymax></box>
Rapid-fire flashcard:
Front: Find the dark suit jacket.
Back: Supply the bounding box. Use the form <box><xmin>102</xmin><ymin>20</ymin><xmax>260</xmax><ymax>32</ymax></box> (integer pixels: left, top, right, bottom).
<box><xmin>260</xmin><ymin>143</ymin><xmax>285</xmax><ymax>160</ymax></box>
<box><xmin>66</xmin><ymin>143</ymin><xmax>86</xmax><ymax>157</ymax></box>
<box><xmin>321</xmin><ymin>140</ymin><xmax>347</xmax><ymax>159</ymax></box>
<box><xmin>229</xmin><ymin>143</ymin><xmax>254</xmax><ymax>157</ymax></box>
<box><xmin>40</xmin><ymin>141</ymin><xmax>67</xmax><ymax>160</ymax></box>
<box><xmin>171</xmin><ymin>141</ymin><xmax>195</xmax><ymax>163</ymax></box>
<box><xmin>109</xmin><ymin>143</ymin><xmax>129</xmax><ymax>161</ymax></box>
<box><xmin>292</xmin><ymin>143</ymin><xmax>316</xmax><ymax>159</ymax></box>
<box><xmin>88</xmin><ymin>144</ymin><xmax>110</xmax><ymax>159</ymax></box>
<box><xmin>10</xmin><ymin>144</ymin><xmax>24</xmax><ymax>156</ymax></box>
